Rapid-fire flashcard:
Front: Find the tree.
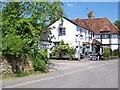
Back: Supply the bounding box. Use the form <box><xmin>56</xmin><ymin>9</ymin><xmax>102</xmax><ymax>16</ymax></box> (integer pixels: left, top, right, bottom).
<box><xmin>2</xmin><ymin>1</ymin><xmax>64</xmax><ymax>72</ymax></box>
<box><xmin>114</xmin><ymin>20</ymin><xmax>120</xmax><ymax>30</ymax></box>
<box><xmin>103</xmin><ymin>47</ymin><xmax>112</xmax><ymax>58</ymax></box>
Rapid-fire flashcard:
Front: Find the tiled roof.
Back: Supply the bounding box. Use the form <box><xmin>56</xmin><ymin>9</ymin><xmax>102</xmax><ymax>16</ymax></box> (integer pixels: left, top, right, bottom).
<box><xmin>100</xmin><ymin>26</ymin><xmax>110</xmax><ymax>32</ymax></box>
<box><xmin>73</xmin><ymin>18</ymin><xmax>119</xmax><ymax>34</ymax></box>
<box><xmin>72</xmin><ymin>18</ymin><xmax>89</xmax><ymax>29</ymax></box>
<box><xmin>81</xmin><ymin>18</ymin><xmax>119</xmax><ymax>34</ymax></box>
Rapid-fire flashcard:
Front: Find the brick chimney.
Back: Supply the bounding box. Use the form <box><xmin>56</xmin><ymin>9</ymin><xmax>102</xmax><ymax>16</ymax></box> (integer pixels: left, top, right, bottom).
<box><xmin>88</xmin><ymin>11</ymin><xmax>94</xmax><ymax>19</ymax></box>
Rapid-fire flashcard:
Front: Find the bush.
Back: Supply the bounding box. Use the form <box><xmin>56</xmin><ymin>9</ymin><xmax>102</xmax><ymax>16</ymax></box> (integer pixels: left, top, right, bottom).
<box><xmin>32</xmin><ymin>49</ymin><xmax>49</xmax><ymax>72</ymax></box>
<box><xmin>15</xmin><ymin>72</ymin><xmax>29</xmax><ymax>77</ymax></box>
<box><xmin>32</xmin><ymin>58</ymin><xmax>47</xmax><ymax>72</ymax></box>
<box><xmin>103</xmin><ymin>47</ymin><xmax>112</xmax><ymax>58</ymax></box>
<box><xmin>50</xmin><ymin>40</ymin><xmax>75</xmax><ymax>59</ymax></box>
<box><xmin>112</xmin><ymin>49</ymin><xmax>120</xmax><ymax>56</ymax></box>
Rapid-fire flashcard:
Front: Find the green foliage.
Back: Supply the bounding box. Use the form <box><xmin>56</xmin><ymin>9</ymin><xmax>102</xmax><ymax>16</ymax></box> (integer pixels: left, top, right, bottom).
<box><xmin>60</xmin><ymin>40</ymin><xmax>65</xmax><ymax>45</ymax></box>
<box><xmin>2</xmin><ymin>2</ymin><xmax>64</xmax><ymax>72</ymax></box>
<box><xmin>2</xmin><ymin>71</ymin><xmax>43</xmax><ymax>79</ymax></box>
<box><xmin>15</xmin><ymin>72</ymin><xmax>29</xmax><ymax>77</ymax></box>
<box><xmin>68</xmin><ymin>46</ymin><xmax>76</xmax><ymax>60</ymax></box>
<box><xmin>32</xmin><ymin>58</ymin><xmax>47</xmax><ymax>72</ymax></box>
<box><xmin>114</xmin><ymin>20</ymin><xmax>120</xmax><ymax>30</ymax></box>
<box><xmin>112</xmin><ymin>49</ymin><xmax>120</xmax><ymax>56</ymax></box>
<box><xmin>2</xmin><ymin>34</ymin><xmax>29</xmax><ymax>57</ymax></box>
<box><xmin>31</xmin><ymin>49</ymin><xmax>49</xmax><ymax>72</ymax></box>
<box><xmin>51</xmin><ymin>40</ymin><xmax>75</xmax><ymax>59</ymax></box>
<box><xmin>0</xmin><ymin>30</ymin><xmax>2</xmax><ymax>57</ymax></box>
<box><xmin>103</xmin><ymin>47</ymin><xmax>112</xmax><ymax>57</ymax></box>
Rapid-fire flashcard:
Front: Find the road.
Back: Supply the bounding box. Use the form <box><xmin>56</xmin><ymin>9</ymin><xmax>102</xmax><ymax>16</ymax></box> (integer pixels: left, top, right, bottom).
<box><xmin>2</xmin><ymin>59</ymin><xmax>118</xmax><ymax>88</ymax></box>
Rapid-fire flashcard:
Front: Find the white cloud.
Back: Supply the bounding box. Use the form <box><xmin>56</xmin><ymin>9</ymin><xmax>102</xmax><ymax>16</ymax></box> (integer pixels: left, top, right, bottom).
<box><xmin>67</xmin><ymin>3</ymin><xmax>74</xmax><ymax>7</ymax></box>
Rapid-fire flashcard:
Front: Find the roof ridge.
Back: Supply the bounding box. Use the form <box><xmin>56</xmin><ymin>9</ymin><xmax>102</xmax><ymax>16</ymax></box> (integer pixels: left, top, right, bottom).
<box><xmin>81</xmin><ymin>19</ymin><xmax>91</xmax><ymax>30</ymax></box>
<box><xmin>81</xmin><ymin>17</ymin><xmax>108</xmax><ymax>20</ymax></box>
<box><xmin>73</xmin><ymin>18</ymin><xmax>91</xmax><ymax>31</ymax></box>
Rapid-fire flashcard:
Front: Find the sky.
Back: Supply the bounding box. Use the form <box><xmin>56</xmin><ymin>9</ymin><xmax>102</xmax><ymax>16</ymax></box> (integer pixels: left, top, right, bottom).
<box><xmin>62</xmin><ymin>2</ymin><xmax>118</xmax><ymax>23</ymax></box>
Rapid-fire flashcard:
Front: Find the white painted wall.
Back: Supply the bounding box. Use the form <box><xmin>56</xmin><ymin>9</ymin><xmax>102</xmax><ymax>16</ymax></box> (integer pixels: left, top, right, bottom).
<box><xmin>49</xmin><ymin>17</ymin><xmax>93</xmax><ymax>58</ymax></box>
<box><xmin>50</xmin><ymin>18</ymin><xmax>77</xmax><ymax>47</ymax></box>
<box><xmin>96</xmin><ymin>37</ymin><xmax>119</xmax><ymax>50</ymax></box>
<box><xmin>50</xmin><ymin>18</ymin><xmax>93</xmax><ymax>47</ymax></box>
<box><xmin>102</xmin><ymin>39</ymin><xmax>109</xmax><ymax>44</ymax></box>
<box><xmin>111</xmin><ymin>45</ymin><xmax>118</xmax><ymax>50</ymax></box>
<box><xmin>119</xmin><ymin>38</ymin><xmax>120</xmax><ymax>44</ymax></box>
<box><xmin>111</xmin><ymin>38</ymin><xmax>118</xmax><ymax>44</ymax></box>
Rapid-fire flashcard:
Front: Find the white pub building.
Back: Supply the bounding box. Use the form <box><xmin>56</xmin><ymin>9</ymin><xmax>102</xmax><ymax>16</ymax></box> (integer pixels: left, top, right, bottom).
<box><xmin>47</xmin><ymin>12</ymin><xmax>120</xmax><ymax>59</ymax></box>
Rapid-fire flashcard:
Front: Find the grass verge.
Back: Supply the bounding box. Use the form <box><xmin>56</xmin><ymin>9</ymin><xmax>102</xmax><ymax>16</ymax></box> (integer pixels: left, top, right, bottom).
<box><xmin>2</xmin><ymin>71</ymin><xmax>45</xmax><ymax>80</ymax></box>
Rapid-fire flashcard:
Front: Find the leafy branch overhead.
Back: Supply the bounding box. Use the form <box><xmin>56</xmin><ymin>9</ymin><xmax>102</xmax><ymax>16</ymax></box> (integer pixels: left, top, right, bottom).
<box><xmin>2</xmin><ymin>1</ymin><xmax>64</xmax><ymax>72</ymax></box>
<box><xmin>2</xmin><ymin>1</ymin><xmax>64</xmax><ymax>56</ymax></box>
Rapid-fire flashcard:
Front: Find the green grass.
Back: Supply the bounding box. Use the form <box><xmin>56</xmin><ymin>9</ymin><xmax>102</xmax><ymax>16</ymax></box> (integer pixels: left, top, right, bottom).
<box><xmin>2</xmin><ymin>71</ymin><xmax>44</xmax><ymax>80</ymax></box>
<box><xmin>2</xmin><ymin>74</ymin><xmax>16</xmax><ymax>79</ymax></box>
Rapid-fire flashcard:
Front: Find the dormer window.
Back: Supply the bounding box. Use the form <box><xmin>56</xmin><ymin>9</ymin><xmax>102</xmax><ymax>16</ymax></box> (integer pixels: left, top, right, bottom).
<box><xmin>102</xmin><ymin>32</ymin><xmax>109</xmax><ymax>38</ymax></box>
<box><xmin>100</xmin><ymin>26</ymin><xmax>110</xmax><ymax>39</ymax></box>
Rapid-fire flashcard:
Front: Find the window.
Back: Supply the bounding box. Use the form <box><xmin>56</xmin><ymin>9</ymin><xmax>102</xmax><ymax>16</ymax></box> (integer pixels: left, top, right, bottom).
<box><xmin>89</xmin><ymin>36</ymin><xmax>92</xmax><ymax>41</ymax></box>
<box><xmin>90</xmin><ymin>32</ymin><xmax>93</xmax><ymax>37</ymax></box>
<box><xmin>59</xmin><ymin>24</ymin><xmax>63</xmax><ymax>28</ymax></box>
<box><xmin>95</xmin><ymin>35</ymin><xmax>100</xmax><ymax>39</ymax></box>
<box><xmin>102</xmin><ymin>32</ymin><xmax>109</xmax><ymax>38</ymax></box>
<box><xmin>80</xmin><ymin>28</ymin><xmax>82</xmax><ymax>33</ymax></box>
<box><xmin>41</xmin><ymin>44</ymin><xmax>47</xmax><ymax>48</ymax></box>
<box><xmin>54</xmin><ymin>42</ymin><xmax>59</xmax><ymax>46</ymax></box>
<box><xmin>59</xmin><ymin>28</ymin><xmax>66</xmax><ymax>36</ymax></box>
<box><xmin>58</xmin><ymin>24</ymin><xmax>66</xmax><ymax>36</ymax></box>
<box><xmin>85</xmin><ymin>37</ymin><xmax>87</xmax><ymax>41</ymax></box>
<box><xmin>75</xmin><ymin>38</ymin><xmax>77</xmax><ymax>43</ymax></box>
<box><xmin>76</xmin><ymin>27</ymin><xmax>80</xmax><ymax>31</ymax></box>
<box><xmin>88</xmin><ymin>31</ymin><xmax>91</xmax><ymax>35</ymax></box>
<box><xmin>111</xmin><ymin>34</ymin><xmax>117</xmax><ymax>38</ymax></box>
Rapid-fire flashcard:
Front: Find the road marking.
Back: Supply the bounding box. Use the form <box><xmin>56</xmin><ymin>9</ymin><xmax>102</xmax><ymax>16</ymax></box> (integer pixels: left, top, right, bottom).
<box><xmin>4</xmin><ymin>60</ymin><xmax>117</xmax><ymax>88</ymax></box>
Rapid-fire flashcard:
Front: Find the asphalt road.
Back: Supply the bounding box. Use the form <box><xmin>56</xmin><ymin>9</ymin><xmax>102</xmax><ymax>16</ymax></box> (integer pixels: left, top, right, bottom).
<box><xmin>2</xmin><ymin>59</ymin><xmax>118</xmax><ymax>88</ymax></box>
